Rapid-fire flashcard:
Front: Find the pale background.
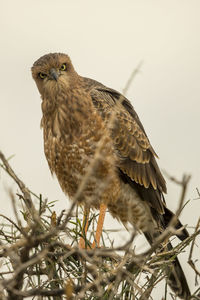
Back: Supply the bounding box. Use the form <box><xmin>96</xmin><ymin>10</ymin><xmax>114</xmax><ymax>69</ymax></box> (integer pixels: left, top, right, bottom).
<box><xmin>0</xmin><ymin>0</ymin><xmax>200</xmax><ymax>298</ymax></box>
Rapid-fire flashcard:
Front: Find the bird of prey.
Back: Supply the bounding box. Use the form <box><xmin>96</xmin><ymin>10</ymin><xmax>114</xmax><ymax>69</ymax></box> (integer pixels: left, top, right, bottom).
<box><xmin>32</xmin><ymin>53</ymin><xmax>190</xmax><ymax>299</ymax></box>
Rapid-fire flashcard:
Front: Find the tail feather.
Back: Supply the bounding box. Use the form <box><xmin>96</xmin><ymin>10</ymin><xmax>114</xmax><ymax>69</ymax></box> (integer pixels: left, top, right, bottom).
<box><xmin>162</xmin><ymin>207</ymin><xmax>189</xmax><ymax>241</ymax></box>
<box><xmin>166</xmin><ymin>252</ymin><xmax>190</xmax><ymax>300</ymax></box>
<box><xmin>144</xmin><ymin>210</ymin><xmax>191</xmax><ymax>300</ymax></box>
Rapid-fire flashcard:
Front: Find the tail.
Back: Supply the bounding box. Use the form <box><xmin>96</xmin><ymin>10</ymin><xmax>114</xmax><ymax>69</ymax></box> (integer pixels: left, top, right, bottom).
<box><xmin>165</xmin><ymin>241</ymin><xmax>190</xmax><ymax>299</ymax></box>
<box><xmin>145</xmin><ymin>207</ymin><xmax>191</xmax><ymax>300</ymax></box>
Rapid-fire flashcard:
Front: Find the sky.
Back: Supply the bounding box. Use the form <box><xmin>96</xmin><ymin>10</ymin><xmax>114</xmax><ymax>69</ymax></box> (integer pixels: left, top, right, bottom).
<box><xmin>0</xmin><ymin>0</ymin><xmax>200</xmax><ymax>297</ymax></box>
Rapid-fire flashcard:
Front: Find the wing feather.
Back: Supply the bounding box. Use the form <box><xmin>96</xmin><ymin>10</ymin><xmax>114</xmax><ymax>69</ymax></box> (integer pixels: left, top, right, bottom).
<box><xmin>82</xmin><ymin>76</ymin><xmax>166</xmax><ymax>214</ymax></box>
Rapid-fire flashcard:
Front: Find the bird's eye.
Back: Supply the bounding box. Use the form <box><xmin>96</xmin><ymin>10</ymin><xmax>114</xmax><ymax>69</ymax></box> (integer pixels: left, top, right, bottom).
<box><xmin>38</xmin><ymin>72</ymin><xmax>47</xmax><ymax>79</ymax></box>
<box><xmin>60</xmin><ymin>63</ymin><xmax>66</xmax><ymax>71</ymax></box>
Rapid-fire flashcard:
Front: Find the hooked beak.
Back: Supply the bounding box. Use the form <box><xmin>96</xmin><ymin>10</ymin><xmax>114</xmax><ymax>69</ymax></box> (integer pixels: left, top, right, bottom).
<box><xmin>49</xmin><ymin>68</ymin><xmax>59</xmax><ymax>81</ymax></box>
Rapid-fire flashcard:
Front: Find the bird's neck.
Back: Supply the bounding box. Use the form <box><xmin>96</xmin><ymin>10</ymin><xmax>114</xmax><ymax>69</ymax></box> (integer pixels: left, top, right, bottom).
<box><xmin>41</xmin><ymin>85</ymin><xmax>95</xmax><ymax>140</ymax></box>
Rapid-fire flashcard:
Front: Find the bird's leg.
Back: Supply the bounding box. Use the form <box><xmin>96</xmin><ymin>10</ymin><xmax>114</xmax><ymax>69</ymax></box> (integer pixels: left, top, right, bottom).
<box><xmin>92</xmin><ymin>203</ymin><xmax>107</xmax><ymax>248</ymax></box>
<box><xmin>79</xmin><ymin>207</ymin><xmax>90</xmax><ymax>249</ymax></box>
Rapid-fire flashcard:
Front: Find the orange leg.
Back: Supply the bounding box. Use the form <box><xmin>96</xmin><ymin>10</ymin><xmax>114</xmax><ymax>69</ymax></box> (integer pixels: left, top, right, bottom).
<box><xmin>92</xmin><ymin>203</ymin><xmax>107</xmax><ymax>248</ymax></box>
<box><xmin>79</xmin><ymin>207</ymin><xmax>90</xmax><ymax>249</ymax></box>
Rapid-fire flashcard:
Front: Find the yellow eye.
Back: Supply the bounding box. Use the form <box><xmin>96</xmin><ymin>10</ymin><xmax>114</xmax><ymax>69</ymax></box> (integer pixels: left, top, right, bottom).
<box><xmin>60</xmin><ymin>63</ymin><xmax>66</xmax><ymax>71</ymax></box>
<box><xmin>39</xmin><ymin>72</ymin><xmax>47</xmax><ymax>79</ymax></box>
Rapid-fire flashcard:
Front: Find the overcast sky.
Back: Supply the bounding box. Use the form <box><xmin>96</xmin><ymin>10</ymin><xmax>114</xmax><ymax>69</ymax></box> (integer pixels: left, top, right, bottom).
<box><xmin>1</xmin><ymin>0</ymin><xmax>200</xmax><ymax>297</ymax></box>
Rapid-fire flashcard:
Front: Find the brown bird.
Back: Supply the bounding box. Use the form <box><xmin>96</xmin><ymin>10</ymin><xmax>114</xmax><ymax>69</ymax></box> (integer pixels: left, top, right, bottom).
<box><xmin>32</xmin><ymin>53</ymin><xmax>190</xmax><ymax>299</ymax></box>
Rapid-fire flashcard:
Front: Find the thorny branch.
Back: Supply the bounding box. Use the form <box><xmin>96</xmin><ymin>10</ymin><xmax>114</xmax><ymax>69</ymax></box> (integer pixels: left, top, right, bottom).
<box><xmin>123</xmin><ymin>61</ymin><xmax>143</xmax><ymax>96</ymax></box>
<box><xmin>0</xmin><ymin>151</ymin><xmax>33</xmax><ymax>210</ymax></box>
<box><xmin>0</xmin><ymin>151</ymin><xmax>200</xmax><ymax>299</ymax></box>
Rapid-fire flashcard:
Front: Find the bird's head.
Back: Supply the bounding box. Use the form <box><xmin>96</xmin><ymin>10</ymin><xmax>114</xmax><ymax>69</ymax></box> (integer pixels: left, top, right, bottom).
<box><xmin>31</xmin><ymin>53</ymin><xmax>78</xmax><ymax>98</ymax></box>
